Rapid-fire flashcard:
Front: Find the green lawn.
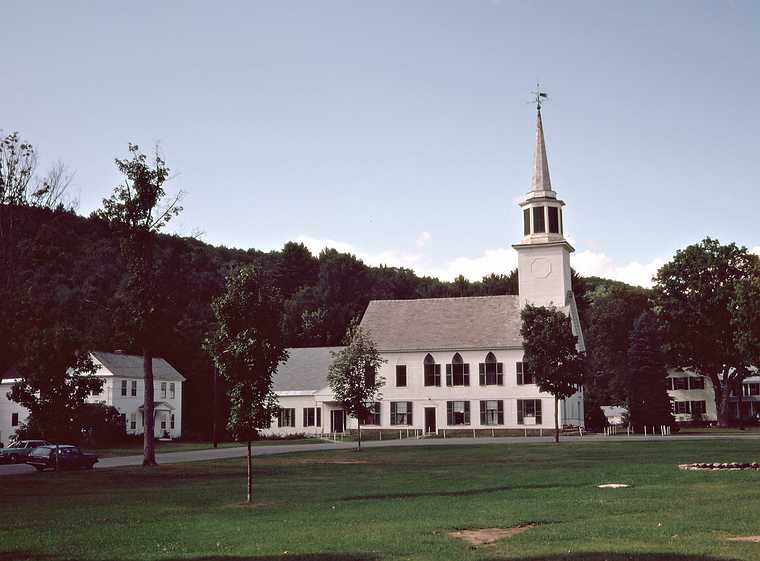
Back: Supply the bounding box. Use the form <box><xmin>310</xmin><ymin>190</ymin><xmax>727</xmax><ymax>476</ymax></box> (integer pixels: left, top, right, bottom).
<box><xmin>88</xmin><ymin>438</ymin><xmax>324</xmax><ymax>457</ymax></box>
<box><xmin>4</xmin><ymin>439</ymin><xmax>760</xmax><ymax>561</ymax></box>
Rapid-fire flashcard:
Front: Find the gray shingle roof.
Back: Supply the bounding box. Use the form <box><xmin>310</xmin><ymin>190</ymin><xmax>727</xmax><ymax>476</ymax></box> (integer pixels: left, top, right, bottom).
<box><xmin>92</xmin><ymin>351</ymin><xmax>186</xmax><ymax>382</ymax></box>
<box><xmin>360</xmin><ymin>295</ymin><xmax>523</xmax><ymax>351</ymax></box>
<box><xmin>273</xmin><ymin>346</ymin><xmax>344</xmax><ymax>392</ymax></box>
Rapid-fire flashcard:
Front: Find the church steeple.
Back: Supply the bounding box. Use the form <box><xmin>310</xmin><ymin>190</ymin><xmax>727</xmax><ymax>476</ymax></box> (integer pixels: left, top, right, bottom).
<box><xmin>513</xmin><ymin>97</ymin><xmax>575</xmax><ymax>309</ymax></box>
<box><xmin>530</xmin><ymin>108</ymin><xmax>552</xmax><ymax>193</ymax></box>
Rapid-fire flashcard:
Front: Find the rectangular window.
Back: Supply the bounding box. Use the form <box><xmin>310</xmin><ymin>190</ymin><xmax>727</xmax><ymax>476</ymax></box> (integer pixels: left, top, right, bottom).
<box><xmin>121</xmin><ymin>380</ymin><xmax>128</xmax><ymax>397</ymax></box>
<box><xmin>424</xmin><ymin>363</ymin><xmax>441</xmax><ymax>386</ymax></box>
<box><xmin>170</xmin><ymin>383</ymin><xmax>176</xmax><ymax>399</ymax></box>
<box><xmin>480</xmin><ymin>400</ymin><xmax>504</xmax><ymax>426</ymax></box>
<box><xmin>446</xmin><ymin>362</ymin><xmax>470</xmax><ymax>386</ymax></box>
<box><xmin>690</xmin><ymin>401</ymin><xmax>706</xmax><ymax>415</ymax></box>
<box><xmin>131</xmin><ymin>380</ymin><xmax>137</xmax><ymax>397</ymax></box>
<box><xmin>479</xmin><ymin>361</ymin><xmax>504</xmax><ymax>385</ymax></box>
<box><xmin>396</xmin><ymin>365</ymin><xmax>407</xmax><ymax>387</ymax></box>
<box><xmin>672</xmin><ymin>377</ymin><xmax>688</xmax><ymax>390</ymax></box>
<box><xmin>160</xmin><ymin>417</ymin><xmax>167</xmax><ymax>430</ymax></box>
<box><xmin>532</xmin><ymin>206</ymin><xmax>545</xmax><ymax>233</ymax></box>
<box><xmin>363</xmin><ymin>402</ymin><xmax>381</xmax><ymax>425</ymax></box>
<box><xmin>160</xmin><ymin>382</ymin><xmax>167</xmax><ymax>399</ymax></box>
<box><xmin>688</xmin><ymin>377</ymin><xmax>705</xmax><ymax>390</ymax></box>
<box><xmin>517</xmin><ymin>399</ymin><xmax>542</xmax><ymax>425</ymax></box>
<box><xmin>279</xmin><ymin>408</ymin><xmax>296</xmax><ymax>427</ymax></box>
<box><xmin>745</xmin><ymin>383</ymin><xmax>760</xmax><ymax>396</ymax></box>
<box><xmin>130</xmin><ymin>413</ymin><xmax>137</xmax><ymax>430</ymax></box>
<box><xmin>170</xmin><ymin>414</ymin><xmax>175</xmax><ymax>429</ymax></box>
<box><xmin>390</xmin><ymin>401</ymin><xmax>413</xmax><ymax>425</ymax></box>
<box><xmin>303</xmin><ymin>408</ymin><xmax>321</xmax><ymax>427</ymax></box>
<box><xmin>447</xmin><ymin>401</ymin><xmax>471</xmax><ymax>425</ymax></box>
<box><xmin>523</xmin><ymin>208</ymin><xmax>531</xmax><ymax>235</ymax></box>
<box><xmin>666</xmin><ymin>378</ymin><xmax>674</xmax><ymax>391</ymax></box>
<box><xmin>516</xmin><ymin>362</ymin><xmax>533</xmax><ymax>385</ymax></box>
<box><xmin>559</xmin><ymin>209</ymin><xmax>563</xmax><ymax>233</ymax></box>
<box><xmin>548</xmin><ymin>206</ymin><xmax>560</xmax><ymax>234</ymax></box>
<box><xmin>11</xmin><ymin>413</ymin><xmax>19</xmax><ymax>427</ymax></box>
<box><xmin>674</xmin><ymin>401</ymin><xmax>691</xmax><ymax>414</ymax></box>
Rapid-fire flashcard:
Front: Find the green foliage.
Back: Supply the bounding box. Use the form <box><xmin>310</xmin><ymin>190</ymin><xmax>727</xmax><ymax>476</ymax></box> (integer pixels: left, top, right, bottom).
<box><xmin>626</xmin><ymin>311</ymin><xmax>674</xmax><ymax>431</ymax></box>
<box><xmin>206</xmin><ymin>265</ymin><xmax>288</xmax><ymax>442</ymax></box>
<box><xmin>653</xmin><ymin>238</ymin><xmax>759</xmax><ymax>425</ymax></box>
<box><xmin>328</xmin><ymin>321</ymin><xmax>386</xmax><ymax>448</ymax></box>
<box><xmin>584</xmin><ymin>283</ymin><xmax>652</xmax><ymax>405</ymax></box>
<box><xmin>76</xmin><ymin>402</ymin><xmax>128</xmax><ymax>446</ymax></box>
<box><xmin>732</xmin><ymin>262</ymin><xmax>760</xmax><ymax>366</ymax></box>
<box><xmin>9</xmin><ymin>328</ymin><xmax>101</xmax><ymax>442</ymax></box>
<box><xmin>521</xmin><ymin>305</ymin><xmax>585</xmax><ymax>401</ymax></box>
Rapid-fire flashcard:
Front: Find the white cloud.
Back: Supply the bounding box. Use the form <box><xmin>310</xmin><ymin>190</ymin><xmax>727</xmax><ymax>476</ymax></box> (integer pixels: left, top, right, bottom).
<box><xmin>573</xmin><ymin>250</ymin><xmax>665</xmax><ymax>288</ymax></box>
<box><xmin>294</xmin><ymin>234</ymin><xmax>667</xmax><ymax>287</ymax></box>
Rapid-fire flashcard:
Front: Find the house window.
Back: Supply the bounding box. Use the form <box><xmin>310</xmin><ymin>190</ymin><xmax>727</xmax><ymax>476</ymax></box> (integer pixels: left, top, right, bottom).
<box><xmin>743</xmin><ymin>383</ymin><xmax>760</xmax><ymax>396</ymax></box>
<box><xmin>390</xmin><ymin>401</ymin><xmax>413</xmax><ymax>425</ymax></box>
<box><xmin>690</xmin><ymin>401</ymin><xmax>706</xmax><ymax>415</ymax></box>
<box><xmin>688</xmin><ymin>377</ymin><xmax>704</xmax><ymax>390</ymax></box>
<box><xmin>548</xmin><ymin>206</ymin><xmax>560</xmax><ymax>234</ymax></box>
<box><xmin>447</xmin><ymin>401</ymin><xmax>470</xmax><ymax>425</ymax></box>
<box><xmin>479</xmin><ymin>352</ymin><xmax>503</xmax><ymax>385</ymax></box>
<box><xmin>279</xmin><ymin>408</ymin><xmax>296</xmax><ymax>427</ymax></box>
<box><xmin>516</xmin><ymin>362</ymin><xmax>533</xmax><ymax>385</ymax></box>
<box><xmin>523</xmin><ymin>208</ymin><xmax>530</xmax><ymax>235</ymax></box>
<box><xmin>170</xmin><ymin>414</ymin><xmax>175</xmax><ymax>430</ymax></box>
<box><xmin>672</xmin><ymin>377</ymin><xmax>688</xmax><ymax>390</ymax></box>
<box><xmin>396</xmin><ymin>365</ymin><xmax>407</xmax><ymax>387</ymax></box>
<box><xmin>11</xmin><ymin>413</ymin><xmax>19</xmax><ymax>427</ymax></box>
<box><xmin>131</xmin><ymin>380</ymin><xmax>137</xmax><ymax>397</ymax></box>
<box><xmin>161</xmin><ymin>417</ymin><xmax>167</xmax><ymax>430</ymax></box>
<box><xmin>161</xmin><ymin>382</ymin><xmax>167</xmax><ymax>399</ymax></box>
<box><xmin>517</xmin><ymin>399</ymin><xmax>542</xmax><ymax>425</ymax></box>
<box><xmin>446</xmin><ymin>353</ymin><xmax>470</xmax><ymax>386</ymax></box>
<box><xmin>666</xmin><ymin>378</ymin><xmax>674</xmax><ymax>390</ymax></box>
<box><xmin>303</xmin><ymin>407</ymin><xmax>321</xmax><ymax>427</ymax></box>
<box><xmin>363</xmin><ymin>402</ymin><xmax>381</xmax><ymax>425</ymax></box>
<box><xmin>532</xmin><ymin>206</ymin><xmax>545</xmax><ymax>233</ymax></box>
<box><xmin>480</xmin><ymin>400</ymin><xmax>504</xmax><ymax>425</ymax></box>
<box><xmin>170</xmin><ymin>383</ymin><xmax>176</xmax><ymax>399</ymax></box>
<box><xmin>121</xmin><ymin>380</ymin><xmax>128</xmax><ymax>397</ymax></box>
<box><xmin>424</xmin><ymin>354</ymin><xmax>441</xmax><ymax>386</ymax></box>
<box><xmin>130</xmin><ymin>413</ymin><xmax>137</xmax><ymax>430</ymax></box>
<box><xmin>674</xmin><ymin>401</ymin><xmax>690</xmax><ymax>414</ymax></box>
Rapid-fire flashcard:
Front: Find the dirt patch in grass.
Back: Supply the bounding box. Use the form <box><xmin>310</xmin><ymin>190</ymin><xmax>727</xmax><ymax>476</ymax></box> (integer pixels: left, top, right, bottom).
<box><xmin>726</xmin><ymin>535</ymin><xmax>760</xmax><ymax>542</ymax></box>
<box><xmin>449</xmin><ymin>524</ymin><xmax>536</xmax><ymax>545</ymax></box>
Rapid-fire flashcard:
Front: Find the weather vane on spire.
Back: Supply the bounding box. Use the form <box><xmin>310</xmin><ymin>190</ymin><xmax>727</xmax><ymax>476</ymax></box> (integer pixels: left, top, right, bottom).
<box><xmin>531</xmin><ymin>83</ymin><xmax>548</xmax><ymax>111</ymax></box>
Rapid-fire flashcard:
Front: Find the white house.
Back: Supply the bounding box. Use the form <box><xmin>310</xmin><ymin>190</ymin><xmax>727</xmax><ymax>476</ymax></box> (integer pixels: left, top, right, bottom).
<box><xmin>666</xmin><ymin>370</ymin><xmax>760</xmax><ymax>424</ymax></box>
<box><xmin>265</xmin><ymin>105</ymin><xmax>585</xmax><ymax>436</ymax></box>
<box><xmin>1</xmin><ymin>351</ymin><xmax>185</xmax><ymax>443</ymax></box>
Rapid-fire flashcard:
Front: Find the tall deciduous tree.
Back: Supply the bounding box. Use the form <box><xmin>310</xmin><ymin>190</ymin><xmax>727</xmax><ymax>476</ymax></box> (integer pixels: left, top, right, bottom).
<box><xmin>9</xmin><ymin>328</ymin><xmax>102</xmax><ymax>442</ymax></box>
<box><xmin>653</xmin><ymin>238</ymin><xmax>758</xmax><ymax>427</ymax></box>
<box><xmin>206</xmin><ymin>265</ymin><xmax>288</xmax><ymax>503</ymax></box>
<box><xmin>96</xmin><ymin>143</ymin><xmax>182</xmax><ymax>465</ymax></box>
<box><xmin>626</xmin><ymin>311</ymin><xmax>674</xmax><ymax>432</ymax></box>
<box><xmin>520</xmin><ymin>305</ymin><xmax>585</xmax><ymax>443</ymax></box>
<box><xmin>328</xmin><ymin>321</ymin><xmax>385</xmax><ymax>450</ymax></box>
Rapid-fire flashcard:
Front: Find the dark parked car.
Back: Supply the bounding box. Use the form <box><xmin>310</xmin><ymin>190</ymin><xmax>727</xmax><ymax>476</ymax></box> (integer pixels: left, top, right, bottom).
<box><xmin>26</xmin><ymin>445</ymin><xmax>98</xmax><ymax>471</ymax></box>
<box><xmin>0</xmin><ymin>440</ymin><xmax>51</xmax><ymax>464</ymax></box>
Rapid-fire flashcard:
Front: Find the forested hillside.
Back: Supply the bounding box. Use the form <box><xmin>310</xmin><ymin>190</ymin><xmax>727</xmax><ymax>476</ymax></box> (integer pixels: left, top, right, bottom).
<box><xmin>5</xmin><ymin>205</ymin><xmax>584</xmax><ymax>436</ymax></box>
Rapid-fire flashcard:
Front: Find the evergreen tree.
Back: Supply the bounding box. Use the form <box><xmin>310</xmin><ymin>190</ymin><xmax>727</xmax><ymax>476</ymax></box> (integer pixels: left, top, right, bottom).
<box><xmin>626</xmin><ymin>311</ymin><xmax>674</xmax><ymax>432</ymax></box>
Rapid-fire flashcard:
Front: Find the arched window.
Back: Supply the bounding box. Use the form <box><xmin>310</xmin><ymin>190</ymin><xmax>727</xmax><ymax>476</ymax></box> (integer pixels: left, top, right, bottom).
<box><xmin>479</xmin><ymin>352</ymin><xmax>504</xmax><ymax>386</ymax></box>
<box><xmin>446</xmin><ymin>353</ymin><xmax>470</xmax><ymax>386</ymax></box>
<box><xmin>423</xmin><ymin>353</ymin><xmax>441</xmax><ymax>387</ymax></box>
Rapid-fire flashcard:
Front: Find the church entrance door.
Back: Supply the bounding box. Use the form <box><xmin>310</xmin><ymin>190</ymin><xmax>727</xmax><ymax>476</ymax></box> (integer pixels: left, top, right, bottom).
<box><xmin>424</xmin><ymin>407</ymin><xmax>437</xmax><ymax>434</ymax></box>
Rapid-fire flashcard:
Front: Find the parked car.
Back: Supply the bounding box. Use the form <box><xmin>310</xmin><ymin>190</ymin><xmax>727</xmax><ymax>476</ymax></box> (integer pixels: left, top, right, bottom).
<box><xmin>26</xmin><ymin>445</ymin><xmax>98</xmax><ymax>471</ymax></box>
<box><xmin>0</xmin><ymin>440</ymin><xmax>51</xmax><ymax>464</ymax></box>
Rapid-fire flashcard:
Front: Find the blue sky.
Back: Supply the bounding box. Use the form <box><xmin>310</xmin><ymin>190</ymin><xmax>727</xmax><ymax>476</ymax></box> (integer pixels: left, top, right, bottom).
<box><xmin>4</xmin><ymin>1</ymin><xmax>759</xmax><ymax>286</ymax></box>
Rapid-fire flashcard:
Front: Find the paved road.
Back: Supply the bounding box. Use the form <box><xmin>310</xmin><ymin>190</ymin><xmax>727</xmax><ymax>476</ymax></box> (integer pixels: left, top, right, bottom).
<box><xmin>2</xmin><ymin>433</ymin><xmax>759</xmax><ymax>476</ymax></box>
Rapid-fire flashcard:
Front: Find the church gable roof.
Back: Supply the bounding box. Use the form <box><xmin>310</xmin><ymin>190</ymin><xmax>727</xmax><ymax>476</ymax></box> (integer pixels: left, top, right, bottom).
<box><xmin>360</xmin><ymin>295</ymin><xmax>522</xmax><ymax>352</ymax></box>
<box><xmin>273</xmin><ymin>346</ymin><xmax>344</xmax><ymax>393</ymax></box>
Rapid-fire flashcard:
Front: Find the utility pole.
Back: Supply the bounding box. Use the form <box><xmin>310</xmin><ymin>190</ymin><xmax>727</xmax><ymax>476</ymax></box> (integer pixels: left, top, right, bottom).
<box><xmin>212</xmin><ymin>366</ymin><xmax>218</xmax><ymax>448</ymax></box>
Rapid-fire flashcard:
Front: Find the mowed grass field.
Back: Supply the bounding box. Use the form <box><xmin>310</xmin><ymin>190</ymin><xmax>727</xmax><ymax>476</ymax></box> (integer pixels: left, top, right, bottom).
<box><xmin>3</xmin><ymin>439</ymin><xmax>760</xmax><ymax>561</ymax></box>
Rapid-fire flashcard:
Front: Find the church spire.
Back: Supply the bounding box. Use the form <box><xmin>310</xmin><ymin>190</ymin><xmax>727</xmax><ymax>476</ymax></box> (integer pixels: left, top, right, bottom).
<box><xmin>530</xmin><ymin>108</ymin><xmax>552</xmax><ymax>192</ymax></box>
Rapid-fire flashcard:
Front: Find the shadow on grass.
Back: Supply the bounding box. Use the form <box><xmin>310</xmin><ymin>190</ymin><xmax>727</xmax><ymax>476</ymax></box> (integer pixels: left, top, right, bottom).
<box><xmin>340</xmin><ymin>482</ymin><xmax>584</xmax><ymax>501</ymax></box>
<box><xmin>0</xmin><ymin>552</ymin><xmax>747</xmax><ymax>561</ymax></box>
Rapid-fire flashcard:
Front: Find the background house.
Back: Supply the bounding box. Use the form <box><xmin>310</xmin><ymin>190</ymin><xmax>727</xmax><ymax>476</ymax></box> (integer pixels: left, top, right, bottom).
<box><xmin>1</xmin><ymin>351</ymin><xmax>185</xmax><ymax>443</ymax></box>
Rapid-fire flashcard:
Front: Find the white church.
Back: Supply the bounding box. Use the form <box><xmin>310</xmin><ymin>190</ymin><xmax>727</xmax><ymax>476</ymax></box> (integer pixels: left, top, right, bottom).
<box><xmin>266</xmin><ymin>106</ymin><xmax>585</xmax><ymax>436</ymax></box>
